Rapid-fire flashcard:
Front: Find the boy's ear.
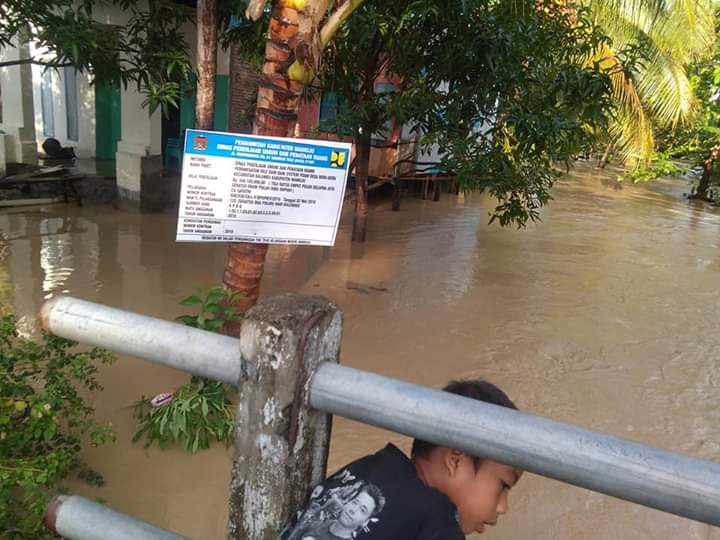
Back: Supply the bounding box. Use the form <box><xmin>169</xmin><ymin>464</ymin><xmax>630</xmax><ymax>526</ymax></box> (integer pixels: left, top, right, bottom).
<box><xmin>443</xmin><ymin>448</ymin><xmax>466</xmax><ymax>477</ymax></box>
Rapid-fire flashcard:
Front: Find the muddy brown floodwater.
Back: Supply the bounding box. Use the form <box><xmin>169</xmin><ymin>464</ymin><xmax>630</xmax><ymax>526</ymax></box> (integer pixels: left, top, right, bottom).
<box><xmin>1</xmin><ymin>164</ymin><xmax>719</xmax><ymax>540</ymax></box>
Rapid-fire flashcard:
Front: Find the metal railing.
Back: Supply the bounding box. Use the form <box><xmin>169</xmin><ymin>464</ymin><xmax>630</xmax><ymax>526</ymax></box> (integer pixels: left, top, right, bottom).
<box><xmin>44</xmin><ymin>495</ymin><xmax>188</xmax><ymax>540</ymax></box>
<box><xmin>41</xmin><ymin>296</ymin><xmax>720</xmax><ymax>538</ymax></box>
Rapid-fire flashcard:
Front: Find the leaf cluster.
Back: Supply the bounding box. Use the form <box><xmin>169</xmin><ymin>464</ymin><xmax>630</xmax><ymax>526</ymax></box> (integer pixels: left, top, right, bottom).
<box><xmin>1</xmin><ymin>0</ymin><xmax>195</xmax><ymax>114</ymax></box>
<box><xmin>133</xmin><ymin>377</ymin><xmax>233</xmax><ymax>453</ymax></box>
<box><xmin>0</xmin><ymin>315</ymin><xmax>114</xmax><ymax>539</ymax></box>
<box><xmin>132</xmin><ymin>287</ymin><xmax>240</xmax><ymax>453</ymax></box>
<box><xmin>656</xmin><ymin>8</ymin><xmax>720</xmax><ymax>162</ymax></box>
<box><xmin>391</xmin><ymin>0</ymin><xmax>615</xmax><ymax>225</ymax></box>
<box><xmin>175</xmin><ymin>286</ymin><xmax>243</xmax><ymax>332</ymax></box>
<box><xmin>617</xmin><ymin>151</ymin><xmax>682</xmax><ymax>182</ymax></box>
<box><xmin>318</xmin><ymin>2</ymin><xmax>410</xmax><ymax>140</ymax></box>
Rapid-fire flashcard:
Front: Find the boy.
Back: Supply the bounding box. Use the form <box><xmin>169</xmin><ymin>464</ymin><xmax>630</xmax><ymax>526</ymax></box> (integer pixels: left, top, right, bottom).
<box><xmin>279</xmin><ymin>379</ymin><xmax>523</xmax><ymax>539</ymax></box>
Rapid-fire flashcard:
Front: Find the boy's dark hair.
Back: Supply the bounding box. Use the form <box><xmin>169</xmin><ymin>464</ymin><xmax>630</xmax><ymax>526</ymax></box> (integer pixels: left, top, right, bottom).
<box><xmin>358</xmin><ymin>483</ymin><xmax>386</xmax><ymax>516</ymax></box>
<box><xmin>411</xmin><ymin>379</ymin><xmax>517</xmax><ymax>463</ymax></box>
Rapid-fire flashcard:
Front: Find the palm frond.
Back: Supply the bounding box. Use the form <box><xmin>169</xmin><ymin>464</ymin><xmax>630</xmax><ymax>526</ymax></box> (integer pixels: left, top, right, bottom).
<box><xmin>584</xmin><ymin>0</ymin><xmax>714</xmax><ymax>165</ymax></box>
<box><xmin>636</xmin><ymin>49</ymin><xmax>696</xmax><ymax>126</ymax></box>
<box><xmin>589</xmin><ymin>0</ymin><xmax>714</xmax><ymax>63</ymax></box>
<box><xmin>610</xmin><ymin>105</ymin><xmax>655</xmax><ymax>166</ymax></box>
<box><xmin>590</xmin><ymin>42</ymin><xmax>655</xmax><ymax>164</ymax></box>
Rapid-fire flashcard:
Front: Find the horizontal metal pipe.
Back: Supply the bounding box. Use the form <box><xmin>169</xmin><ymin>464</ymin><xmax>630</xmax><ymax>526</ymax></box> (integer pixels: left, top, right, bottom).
<box><xmin>40</xmin><ymin>296</ymin><xmax>241</xmax><ymax>385</ymax></box>
<box><xmin>44</xmin><ymin>495</ymin><xmax>189</xmax><ymax>540</ymax></box>
<box><xmin>41</xmin><ymin>297</ymin><xmax>720</xmax><ymax>526</ymax></box>
<box><xmin>309</xmin><ymin>363</ymin><xmax>720</xmax><ymax>527</ymax></box>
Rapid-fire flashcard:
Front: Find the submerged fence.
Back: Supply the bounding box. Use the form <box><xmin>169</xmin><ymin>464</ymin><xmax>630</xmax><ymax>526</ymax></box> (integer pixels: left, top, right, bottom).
<box><xmin>41</xmin><ymin>295</ymin><xmax>720</xmax><ymax>539</ymax></box>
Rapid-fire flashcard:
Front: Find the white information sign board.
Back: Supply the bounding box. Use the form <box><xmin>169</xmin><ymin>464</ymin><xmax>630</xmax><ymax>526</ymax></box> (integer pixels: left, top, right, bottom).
<box><xmin>176</xmin><ymin>129</ymin><xmax>352</xmax><ymax>246</ymax></box>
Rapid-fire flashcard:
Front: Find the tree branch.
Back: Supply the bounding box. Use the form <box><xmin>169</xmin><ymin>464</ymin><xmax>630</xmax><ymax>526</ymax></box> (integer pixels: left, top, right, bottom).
<box><xmin>245</xmin><ymin>0</ymin><xmax>270</xmax><ymax>21</ymax></box>
<box><xmin>320</xmin><ymin>0</ymin><xmax>365</xmax><ymax>49</ymax></box>
<box><xmin>0</xmin><ymin>463</ymin><xmax>45</xmax><ymax>474</ymax></box>
<box><xmin>0</xmin><ymin>57</ymin><xmax>74</xmax><ymax>68</ymax></box>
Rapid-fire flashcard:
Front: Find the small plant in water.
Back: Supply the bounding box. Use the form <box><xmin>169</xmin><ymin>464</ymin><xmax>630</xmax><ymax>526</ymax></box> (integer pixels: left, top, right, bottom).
<box><xmin>618</xmin><ymin>152</ymin><xmax>684</xmax><ymax>183</ymax></box>
<box><xmin>133</xmin><ymin>376</ymin><xmax>234</xmax><ymax>452</ymax></box>
<box><xmin>0</xmin><ymin>314</ymin><xmax>114</xmax><ymax>539</ymax></box>
<box><xmin>132</xmin><ymin>287</ymin><xmax>241</xmax><ymax>453</ymax></box>
<box><xmin>174</xmin><ymin>286</ymin><xmax>243</xmax><ymax>331</ymax></box>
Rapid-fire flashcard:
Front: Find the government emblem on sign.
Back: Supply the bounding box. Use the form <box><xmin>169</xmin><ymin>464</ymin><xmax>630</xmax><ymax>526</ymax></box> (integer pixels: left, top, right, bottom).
<box><xmin>193</xmin><ymin>135</ymin><xmax>209</xmax><ymax>151</ymax></box>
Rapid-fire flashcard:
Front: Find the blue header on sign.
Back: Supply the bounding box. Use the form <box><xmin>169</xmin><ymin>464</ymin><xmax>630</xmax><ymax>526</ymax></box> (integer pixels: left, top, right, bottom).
<box><xmin>183</xmin><ymin>129</ymin><xmax>350</xmax><ymax>170</ymax></box>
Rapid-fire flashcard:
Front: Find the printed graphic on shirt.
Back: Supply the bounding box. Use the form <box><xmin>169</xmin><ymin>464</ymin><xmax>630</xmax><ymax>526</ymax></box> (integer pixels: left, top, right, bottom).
<box><xmin>279</xmin><ymin>469</ymin><xmax>387</xmax><ymax>540</ymax></box>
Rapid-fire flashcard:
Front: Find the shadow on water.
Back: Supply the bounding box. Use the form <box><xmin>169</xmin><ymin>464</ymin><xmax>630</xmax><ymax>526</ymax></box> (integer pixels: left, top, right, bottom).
<box><xmin>1</xmin><ymin>163</ymin><xmax>719</xmax><ymax>539</ymax></box>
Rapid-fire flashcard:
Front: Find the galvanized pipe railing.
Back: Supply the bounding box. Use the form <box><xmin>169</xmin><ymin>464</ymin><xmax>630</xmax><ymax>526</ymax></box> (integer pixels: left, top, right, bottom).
<box><xmin>310</xmin><ymin>363</ymin><xmax>720</xmax><ymax>527</ymax></box>
<box><xmin>41</xmin><ymin>296</ymin><xmax>240</xmax><ymax>385</ymax></box>
<box><xmin>41</xmin><ymin>296</ymin><xmax>720</xmax><ymax>528</ymax></box>
<box><xmin>44</xmin><ymin>495</ymin><xmax>188</xmax><ymax>540</ymax></box>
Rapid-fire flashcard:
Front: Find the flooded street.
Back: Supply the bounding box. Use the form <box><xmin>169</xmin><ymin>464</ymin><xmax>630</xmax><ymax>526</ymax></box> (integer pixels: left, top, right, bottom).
<box><xmin>1</xmin><ymin>164</ymin><xmax>719</xmax><ymax>539</ymax></box>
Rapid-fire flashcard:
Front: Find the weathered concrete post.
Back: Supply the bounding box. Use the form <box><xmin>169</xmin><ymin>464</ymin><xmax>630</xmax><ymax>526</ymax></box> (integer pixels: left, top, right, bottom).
<box><xmin>227</xmin><ymin>294</ymin><xmax>342</xmax><ymax>540</ymax></box>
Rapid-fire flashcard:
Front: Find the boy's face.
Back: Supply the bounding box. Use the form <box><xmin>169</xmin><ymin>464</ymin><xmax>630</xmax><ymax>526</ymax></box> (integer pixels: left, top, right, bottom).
<box><xmin>338</xmin><ymin>492</ymin><xmax>375</xmax><ymax>529</ymax></box>
<box><xmin>447</xmin><ymin>455</ymin><xmax>522</xmax><ymax>535</ymax></box>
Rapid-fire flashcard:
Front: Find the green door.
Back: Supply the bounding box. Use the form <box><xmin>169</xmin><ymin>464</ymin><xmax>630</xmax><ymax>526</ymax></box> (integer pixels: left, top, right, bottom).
<box><xmin>95</xmin><ymin>80</ymin><xmax>121</xmax><ymax>160</ymax></box>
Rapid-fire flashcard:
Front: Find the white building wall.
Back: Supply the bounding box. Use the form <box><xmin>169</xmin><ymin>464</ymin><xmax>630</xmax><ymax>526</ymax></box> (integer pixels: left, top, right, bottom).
<box><xmin>19</xmin><ymin>0</ymin><xmax>136</xmax><ymax>160</ymax></box>
<box><xmin>92</xmin><ymin>2</ymin><xmax>134</xmax><ymax>27</ymax></box>
<box><xmin>184</xmin><ymin>20</ymin><xmax>198</xmax><ymax>66</ymax></box>
<box><xmin>28</xmin><ymin>42</ymin><xmax>96</xmax><ymax>158</ymax></box>
<box><xmin>1</xmin><ymin>45</ymin><xmax>27</xmax><ymax>130</ymax></box>
<box><xmin>0</xmin><ymin>37</ymin><xmax>37</xmax><ymax>165</ymax></box>
<box><xmin>78</xmin><ymin>72</ymin><xmax>96</xmax><ymax>157</ymax></box>
<box><xmin>30</xmin><ymin>64</ymin><xmax>44</xmax><ymax>146</ymax></box>
<box><xmin>118</xmin><ymin>85</ymin><xmax>161</xmax><ymax>156</ymax></box>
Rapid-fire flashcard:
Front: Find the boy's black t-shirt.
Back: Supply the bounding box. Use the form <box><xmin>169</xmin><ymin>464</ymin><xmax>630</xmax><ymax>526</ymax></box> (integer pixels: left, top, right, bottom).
<box><xmin>279</xmin><ymin>444</ymin><xmax>465</xmax><ymax>540</ymax></box>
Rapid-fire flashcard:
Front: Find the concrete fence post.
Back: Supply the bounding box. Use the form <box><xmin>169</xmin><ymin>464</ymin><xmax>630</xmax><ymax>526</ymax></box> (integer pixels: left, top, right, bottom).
<box><xmin>226</xmin><ymin>294</ymin><xmax>342</xmax><ymax>540</ymax></box>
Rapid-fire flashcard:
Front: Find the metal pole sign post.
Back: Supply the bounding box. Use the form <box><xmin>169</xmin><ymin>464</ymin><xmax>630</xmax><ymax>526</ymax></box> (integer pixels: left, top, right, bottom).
<box><xmin>176</xmin><ymin>129</ymin><xmax>352</xmax><ymax>246</ymax></box>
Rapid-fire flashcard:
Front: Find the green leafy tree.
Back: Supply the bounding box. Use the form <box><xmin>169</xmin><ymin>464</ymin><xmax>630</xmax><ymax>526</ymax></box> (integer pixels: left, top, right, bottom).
<box><xmin>0</xmin><ymin>315</ymin><xmax>114</xmax><ymax>539</ymax></box>
<box><xmin>587</xmin><ymin>0</ymin><xmax>714</xmax><ymax>167</ymax></box>
<box><xmin>0</xmin><ymin>0</ymin><xmax>195</xmax><ymax>113</ymax></box>
<box><xmin>654</xmin><ymin>8</ymin><xmax>720</xmax><ymax>200</ymax></box>
<box><xmin>393</xmin><ymin>0</ymin><xmax>614</xmax><ymax>225</ymax></box>
<box><xmin>318</xmin><ymin>2</ymin><xmax>410</xmax><ymax>242</ymax></box>
<box><xmin>300</xmin><ymin>0</ymin><xmax>618</xmax><ymax>236</ymax></box>
<box><xmin>209</xmin><ymin>0</ymin><xmax>617</xmax><ymax>311</ymax></box>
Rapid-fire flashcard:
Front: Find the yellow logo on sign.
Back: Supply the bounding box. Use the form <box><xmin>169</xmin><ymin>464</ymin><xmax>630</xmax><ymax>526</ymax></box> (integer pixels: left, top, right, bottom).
<box><xmin>330</xmin><ymin>151</ymin><xmax>346</xmax><ymax>167</ymax></box>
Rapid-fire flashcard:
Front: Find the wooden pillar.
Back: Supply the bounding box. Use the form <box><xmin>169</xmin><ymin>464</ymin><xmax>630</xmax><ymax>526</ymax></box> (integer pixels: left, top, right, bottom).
<box><xmin>392</xmin><ymin>179</ymin><xmax>401</xmax><ymax>211</ymax></box>
<box><xmin>226</xmin><ymin>294</ymin><xmax>342</xmax><ymax>539</ymax></box>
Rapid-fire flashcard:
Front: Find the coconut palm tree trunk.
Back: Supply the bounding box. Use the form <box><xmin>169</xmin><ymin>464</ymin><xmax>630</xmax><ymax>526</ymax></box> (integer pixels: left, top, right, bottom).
<box><xmin>222</xmin><ymin>1</ymin><xmax>309</xmax><ymax>316</ymax></box>
<box><xmin>222</xmin><ymin>0</ymin><xmax>365</xmax><ymax>320</ymax></box>
<box><xmin>222</xmin><ymin>38</ymin><xmax>262</xmax><ymax>335</ymax></box>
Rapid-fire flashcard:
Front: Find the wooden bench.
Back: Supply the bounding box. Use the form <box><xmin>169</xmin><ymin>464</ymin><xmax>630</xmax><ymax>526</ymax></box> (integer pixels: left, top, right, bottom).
<box><xmin>0</xmin><ymin>166</ymin><xmax>84</xmax><ymax>207</ymax></box>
